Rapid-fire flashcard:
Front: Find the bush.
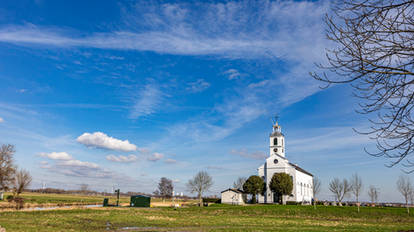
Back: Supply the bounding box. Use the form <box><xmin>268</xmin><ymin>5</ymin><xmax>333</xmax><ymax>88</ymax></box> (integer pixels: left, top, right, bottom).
<box><xmin>286</xmin><ymin>201</ymin><xmax>300</xmax><ymax>205</ymax></box>
<box><xmin>6</xmin><ymin>195</ymin><xmax>13</xmax><ymax>202</ymax></box>
<box><xmin>202</xmin><ymin>198</ymin><xmax>220</xmax><ymax>203</ymax></box>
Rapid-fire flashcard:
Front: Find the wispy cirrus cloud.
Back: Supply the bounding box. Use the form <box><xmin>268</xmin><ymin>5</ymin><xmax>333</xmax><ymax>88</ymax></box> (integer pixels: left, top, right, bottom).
<box><xmin>0</xmin><ymin>1</ymin><xmax>328</xmax><ymax>60</ymax></box>
<box><xmin>288</xmin><ymin>126</ymin><xmax>372</xmax><ymax>154</ymax></box>
<box><xmin>0</xmin><ymin>117</ymin><xmax>4</xmax><ymax>123</ymax></box>
<box><xmin>0</xmin><ymin>1</ymin><xmax>331</xmax><ymax>144</ymax></box>
<box><xmin>106</xmin><ymin>154</ymin><xmax>138</xmax><ymax>163</ymax></box>
<box><xmin>130</xmin><ymin>82</ymin><xmax>163</xmax><ymax>119</ymax></box>
<box><xmin>77</xmin><ymin>132</ymin><xmax>137</xmax><ymax>152</ymax></box>
<box><xmin>164</xmin><ymin>158</ymin><xmax>177</xmax><ymax>164</ymax></box>
<box><xmin>186</xmin><ymin>79</ymin><xmax>210</xmax><ymax>93</ymax></box>
<box><xmin>223</xmin><ymin>69</ymin><xmax>241</xmax><ymax>80</ymax></box>
<box><xmin>230</xmin><ymin>149</ymin><xmax>267</xmax><ymax>160</ymax></box>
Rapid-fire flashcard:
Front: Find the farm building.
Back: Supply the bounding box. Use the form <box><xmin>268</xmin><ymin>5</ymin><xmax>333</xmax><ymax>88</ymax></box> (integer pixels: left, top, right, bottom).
<box><xmin>258</xmin><ymin>120</ymin><xmax>313</xmax><ymax>204</ymax></box>
<box><xmin>221</xmin><ymin>188</ymin><xmax>245</xmax><ymax>205</ymax></box>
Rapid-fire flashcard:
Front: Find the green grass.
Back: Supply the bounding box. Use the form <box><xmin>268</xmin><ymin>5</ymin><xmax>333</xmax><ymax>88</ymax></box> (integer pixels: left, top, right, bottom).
<box><xmin>2</xmin><ymin>192</ymin><xmax>130</xmax><ymax>205</ymax></box>
<box><xmin>1</xmin><ymin>204</ymin><xmax>413</xmax><ymax>231</ymax></box>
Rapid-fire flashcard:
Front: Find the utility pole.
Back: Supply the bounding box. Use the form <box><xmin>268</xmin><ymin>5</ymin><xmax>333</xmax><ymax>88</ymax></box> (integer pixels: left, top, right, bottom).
<box><xmin>115</xmin><ymin>189</ymin><xmax>120</xmax><ymax>206</ymax></box>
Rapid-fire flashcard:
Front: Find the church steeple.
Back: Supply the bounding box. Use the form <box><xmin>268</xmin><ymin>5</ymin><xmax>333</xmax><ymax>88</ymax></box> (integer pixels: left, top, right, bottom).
<box><xmin>269</xmin><ymin>117</ymin><xmax>285</xmax><ymax>157</ymax></box>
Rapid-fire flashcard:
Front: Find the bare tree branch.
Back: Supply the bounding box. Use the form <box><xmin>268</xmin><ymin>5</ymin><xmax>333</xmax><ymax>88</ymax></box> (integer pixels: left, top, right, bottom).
<box><xmin>311</xmin><ymin>0</ymin><xmax>414</xmax><ymax>170</ymax></box>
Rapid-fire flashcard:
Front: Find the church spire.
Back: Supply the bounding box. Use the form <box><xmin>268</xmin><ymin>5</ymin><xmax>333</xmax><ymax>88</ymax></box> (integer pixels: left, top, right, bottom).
<box><xmin>269</xmin><ymin>116</ymin><xmax>285</xmax><ymax>157</ymax></box>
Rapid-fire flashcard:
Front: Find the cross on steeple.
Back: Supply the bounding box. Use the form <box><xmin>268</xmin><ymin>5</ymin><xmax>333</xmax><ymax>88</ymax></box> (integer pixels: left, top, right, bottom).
<box><xmin>272</xmin><ymin>115</ymin><xmax>279</xmax><ymax>125</ymax></box>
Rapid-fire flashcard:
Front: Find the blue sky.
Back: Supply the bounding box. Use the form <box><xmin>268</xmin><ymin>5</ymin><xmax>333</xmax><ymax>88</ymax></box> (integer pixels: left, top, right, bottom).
<box><xmin>0</xmin><ymin>0</ymin><xmax>410</xmax><ymax>202</ymax></box>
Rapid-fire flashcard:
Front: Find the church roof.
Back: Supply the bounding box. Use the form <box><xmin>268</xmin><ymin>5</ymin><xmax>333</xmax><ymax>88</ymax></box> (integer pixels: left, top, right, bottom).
<box><xmin>221</xmin><ymin>188</ymin><xmax>245</xmax><ymax>194</ymax></box>
<box><xmin>270</xmin><ymin>131</ymin><xmax>284</xmax><ymax>137</ymax></box>
<box><xmin>289</xmin><ymin>162</ymin><xmax>313</xmax><ymax>177</ymax></box>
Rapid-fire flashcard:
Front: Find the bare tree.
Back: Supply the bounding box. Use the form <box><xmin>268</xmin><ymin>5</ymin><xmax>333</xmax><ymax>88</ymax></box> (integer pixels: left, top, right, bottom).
<box><xmin>233</xmin><ymin>177</ymin><xmax>247</xmax><ymax>190</ymax></box>
<box><xmin>312</xmin><ymin>177</ymin><xmax>321</xmax><ymax>209</ymax></box>
<box><xmin>397</xmin><ymin>175</ymin><xmax>413</xmax><ymax>214</ymax></box>
<box><xmin>368</xmin><ymin>185</ymin><xmax>379</xmax><ymax>204</ymax></box>
<box><xmin>187</xmin><ymin>171</ymin><xmax>213</xmax><ymax>206</ymax></box>
<box><xmin>350</xmin><ymin>173</ymin><xmax>363</xmax><ymax>212</ymax></box>
<box><xmin>311</xmin><ymin>0</ymin><xmax>414</xmax><ymax>171</ymax></box>
<box><xmin>329</xmin><ymin>178</ymin><xmax>352</xmax><ymax>205</ymax></box>
<box><xmin>410</xmin><ymin>188</ymin><xmax>414</xmax><ymax>206</ymax></box>
<box><xmin>11</xmin><ymin>169</ymin><xmax>32</xmax><ymax>209</ymax></box>
<box><xmin>80</xmin><ymin>184</ymin><xmax>89</xmax><ymax>194</ymax></box>
<box><xmin>157</xmin><ymin>177</ymin><xmax>173</xmax><ymax>200</ymax></box>
<box><xmin>13</xmin><ymin>169</ymin><xmax>32</xmax><ymax>196</ymax></box>
<box><xmin>0</xmin><ymin>144</ymin><xmax>16</xmax><ymax>192</ymax></box>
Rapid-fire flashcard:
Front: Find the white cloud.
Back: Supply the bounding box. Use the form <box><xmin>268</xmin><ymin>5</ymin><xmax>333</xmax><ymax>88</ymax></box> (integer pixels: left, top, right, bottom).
<box><xmin>39</xmin><ymin>151</ymin><xmax>108</xmax><ymax>178</ymax></box>
<box><xmin>76</xmin><ymin>132</ymin><xmax>137</xmax><ymax>152</ymax></box>
<box><xmin>0</xmin><ymin>117</ymin><xmax>3</xmax><ymax>123</ymax></box>
<box><xmin>59</xmin><ymin>159</ymin><xmax>100</xmax><ymax>169</ymax></box>
<box><xmin>130</xmin><ymin>83</ymin><xmax>163</xmax><ymax>119</ymax></box>
<box><xmin>186</xmin><ymin>79</ymin><xmax>210</xmax><ymax>93</ymax></box>
<box><xmin>39</xmin><ymin>151</ymin><xmax>72</xmax><ymax>160</ymax></box>
<box><xmin>106</xmin><ymin>154</ymin><xmax>138</xmax><ymax>163</ymax></box>
<box><xmin>223</xmin><ymin>69</ymin><xmax>241</xmax><ymax>80</ymax></box>
<box><xmin>148</xmin><ymin>152</ymin><xmax>164</xmax><ymax>162</ymax></box>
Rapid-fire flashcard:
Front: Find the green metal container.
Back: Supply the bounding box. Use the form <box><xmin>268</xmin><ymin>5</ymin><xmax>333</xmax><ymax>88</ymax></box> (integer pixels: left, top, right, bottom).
<box><xmin>130</xmin><ymin>195</ymin><xmax>151</xmax><ymax>207</ymax></box>
<box><xmin>103</xmin><ymin>198</ymin><xmax>109</xmax><ymax>207</ymax></box>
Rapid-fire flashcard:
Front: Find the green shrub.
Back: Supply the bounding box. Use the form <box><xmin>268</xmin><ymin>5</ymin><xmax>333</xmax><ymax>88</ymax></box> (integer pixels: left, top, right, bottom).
<box><xmin>286</xmin><ymin>201</ymin><xmax>300</xmax><ymax>205</ymax></box>
<box><xmin>202</xmin><ymin>198</ymin><xmax>220</xmax><ymax>203</ymax></box>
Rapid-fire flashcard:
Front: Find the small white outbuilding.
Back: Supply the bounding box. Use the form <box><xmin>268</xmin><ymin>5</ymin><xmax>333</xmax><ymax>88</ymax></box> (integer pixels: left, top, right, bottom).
<box><xmin>221</xmin><ymin>188</ymin><xmax>245</xmax><ymax>205</ymax></box>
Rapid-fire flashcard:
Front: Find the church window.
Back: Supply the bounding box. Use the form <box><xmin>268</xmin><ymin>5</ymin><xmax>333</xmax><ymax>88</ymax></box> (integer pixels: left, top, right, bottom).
<box><xmin>273</xmin><ymin>159</ymin><xmax>278</xmax><ymax>164</ymax></box>
<box><xmin>273</xmin><ymin>138</ymin><xmax>278</xmax><ymax>146</ymax></box>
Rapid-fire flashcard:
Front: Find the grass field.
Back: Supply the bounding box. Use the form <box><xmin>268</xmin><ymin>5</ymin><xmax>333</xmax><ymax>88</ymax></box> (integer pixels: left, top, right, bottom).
<box><xmin>0</xmin><ymin>192</ymin><xmax>197</xmax><ymax>209</ymax></box>
<box><xmin>1</xmin><ymin>203</ymin><xmax>413</xmax><ymax>231</ymax></box>
<box><xmin>0</xmin><ymin>192</ymin><xmax>129</xmax><ymax>208</ymax></box>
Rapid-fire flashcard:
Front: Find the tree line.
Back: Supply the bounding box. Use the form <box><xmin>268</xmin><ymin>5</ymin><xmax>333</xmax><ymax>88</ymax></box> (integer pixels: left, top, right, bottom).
<box><xmin>231</xmin><ymin>172</ymin><xmax>414</xmax><ymax>214</ymax></box>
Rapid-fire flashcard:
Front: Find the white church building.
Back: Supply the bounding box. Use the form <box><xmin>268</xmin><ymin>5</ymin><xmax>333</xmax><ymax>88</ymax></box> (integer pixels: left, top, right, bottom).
<box><xmin>258</xmin><ymin>121</ymin><xmax>313</xmax><ymax>204</ymax></box>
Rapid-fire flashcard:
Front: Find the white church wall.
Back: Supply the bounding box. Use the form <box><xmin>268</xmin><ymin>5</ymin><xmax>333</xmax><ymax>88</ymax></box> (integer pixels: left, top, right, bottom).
<box><xmin>294</xmin><ymin>170</ymin><xmax>313</xmax><ymax>203</ymax></box>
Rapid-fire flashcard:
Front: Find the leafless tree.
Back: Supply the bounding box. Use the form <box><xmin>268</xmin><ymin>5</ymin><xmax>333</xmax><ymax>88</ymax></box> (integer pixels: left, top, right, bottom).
<box><xmin>157</xmin><ymin>177</ymin><xmax>173</xmax><ymax>200</ymax></box>
<box><xmin>397</xmin><ymin>175</ymin><xmax>413</xmax><ymax>214</ymax></box>
<box><xmin>311</xmin><ymin>0</ymin><xmax>414</xmax><ymax>171</ymax></box>
<box><xmin>80</xmin><ymin>184</ymin><xmax>89</xmax><ymax>194</ymax></box>
<box><xmin>187</xmin><ymin>171</ymin><xmax>213</xmax><ymax>206</ymax></box>
<box><xmin>233</xmin><ymin>177</ymin><xmax>247</xmax><ymax>190</ymax></box>
<box><xmin>11</xmin><ymin>169</ymin><xmax>32</xmax><ymax>210</ymax></box>
<box><xmin>13</xmin><ymin>169</ymin><xmax>32</xmax><ymax>196</ymax></box>
<box><xmin>351</xmin><ymin>173</ymin><xmax>363</xmax><ymax>212</ymax></box>
<box><xmin>368</xmin><ymin>185</ymin><xmax>379</xmax><ymax>204</ymax></box>
<box><xmin>313</xmin><ymin>177</ymin><xmax>322</xmax><ymax>209</ymax></box>
<box><xmin>329</xmin><ymin>178</ymin><xmax>352</xmax><ymax>205</ymax></box>
<box><xmin>0</xmin><ymin>144</ymin><xmax>16</xmax><ymax>192</ymax></box>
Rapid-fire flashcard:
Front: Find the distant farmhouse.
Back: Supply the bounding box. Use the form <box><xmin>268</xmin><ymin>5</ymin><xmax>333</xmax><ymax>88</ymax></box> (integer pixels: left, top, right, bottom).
<box><xmin>258</xmin><ymin>120</ymin><xmax>313</xmax><ymax>204</ymax></box>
